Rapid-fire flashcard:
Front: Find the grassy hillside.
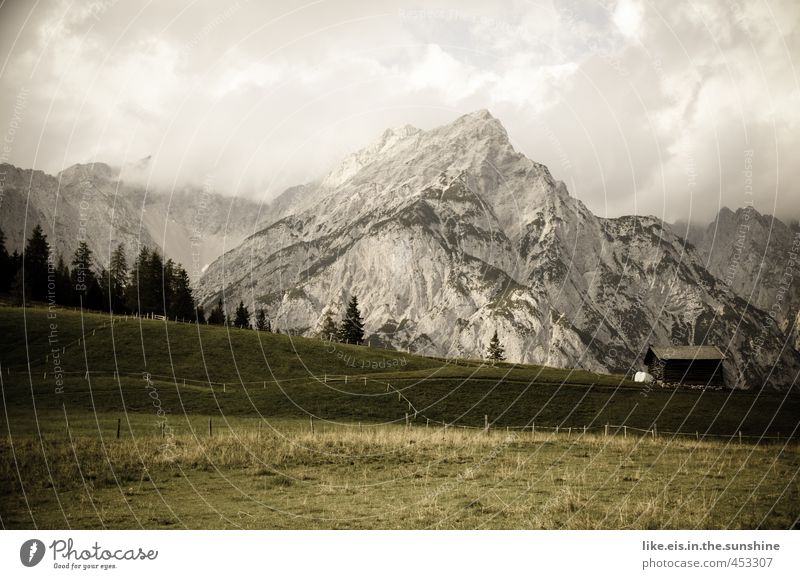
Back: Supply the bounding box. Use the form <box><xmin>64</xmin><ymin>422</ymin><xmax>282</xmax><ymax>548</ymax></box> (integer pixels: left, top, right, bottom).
<box><xmin>0</xmin><ymin>305</ymin><xmax>797</xmax><ymax>436</ymax></box>
<box><xmin>1</xmin><ymin>305</ymin><xmax>798</xmax><ymax>530</ymax></box>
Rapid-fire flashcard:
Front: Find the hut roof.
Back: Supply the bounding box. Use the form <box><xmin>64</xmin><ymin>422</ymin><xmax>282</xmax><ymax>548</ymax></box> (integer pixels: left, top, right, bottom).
<box><xmin>646</xmin><ymin>345</ymin><xmax>726</xmax><ymax>361</ymax></box>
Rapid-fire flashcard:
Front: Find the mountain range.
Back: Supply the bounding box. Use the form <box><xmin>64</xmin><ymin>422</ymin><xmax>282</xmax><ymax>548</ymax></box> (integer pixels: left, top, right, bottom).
<box><xmin>0</xmin><ymin>161</ymin><xmax>264</xmax><ymax>281</ymax></box>
<box><xmin>2</xmin><ymin>110</ymin><xmax>798</xmax><ymax>388</ymax></box>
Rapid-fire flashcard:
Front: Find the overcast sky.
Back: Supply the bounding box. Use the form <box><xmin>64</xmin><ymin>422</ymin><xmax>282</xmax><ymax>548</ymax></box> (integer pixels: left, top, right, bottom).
<box><xmin>1</xmin><ymin>0</ymin><xmax>798</xmax><ymax>223</ymax></box>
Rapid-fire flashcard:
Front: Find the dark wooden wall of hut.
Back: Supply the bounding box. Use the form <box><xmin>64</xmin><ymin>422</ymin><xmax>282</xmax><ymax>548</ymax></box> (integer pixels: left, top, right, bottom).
<box><xmin>647</xmin><ymin>358</ymin><xmax>724</xmax><ymax>386</ymax></box>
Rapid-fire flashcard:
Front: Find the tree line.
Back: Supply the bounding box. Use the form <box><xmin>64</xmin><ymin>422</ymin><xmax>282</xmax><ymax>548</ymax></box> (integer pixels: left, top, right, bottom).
<box><xmin>0</xmin><ymin>225</ymin><xmax>200</xmax><ymax>321</ymax></box>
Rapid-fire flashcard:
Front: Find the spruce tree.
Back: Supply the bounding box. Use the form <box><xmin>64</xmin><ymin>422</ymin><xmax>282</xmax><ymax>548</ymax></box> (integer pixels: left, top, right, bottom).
<box><xmin>24</xmin><ymin>224</ymin><xmax>50</xmax><ymax>302</ymax></box>
<box><xmin>233</xmin><ymin>300</ymin><xmax>251</xmax><ymax>329</ymax></box>
<box><xmin>0</xmin><ymin>227</ymin><xmax>11</xmax><ymax>293</ymax></box>
<box><xmin>127</xmin><ymin>246</ymin><xmax>151</xmax><ymax>314</ymax></box>
<box><xmin>70</xmin><ymin>241</ymin><xmax>103</xmax><ymax>310</ymax></box>
<box><xmin>108</xmin><ymin>243</ymin><xmax>128</xmax><ymax>313</ymax></box>
<box><xmin>55</xmin><ymin>255</ymin><xmax>72</xmax><ymax>306</ymax></box>
<box><xmin>487</xmin><ymin>330</ymin><xmax>506</xmax><ymax>364</ymax></box>
<box><xmin>149</xmin><ymin>251</ymin><xmax>165</xmax><ymax>315</ymax></box>
<box><xmin>255</xmin><ymin>308</ymin><xmax>270</xmax><ymax>331</ymax></box>
<box><xmin>208</xmin><ymin>298</ymin><xmax>226</xmax><ymax>325</ymax></box>
<box><xmin>338</xmin><ymin>295</ymin><xmax>365</xmax><ymax>344</ymax></box>
<box><xmin>169</xmin><ymin>266</ymin><xmax>195</xmax><ymax>321</ymax></box>
<box><xmin>320</xmin><ymin>312</ymin><xmax>338</xmax><ymax>341</ymax></box>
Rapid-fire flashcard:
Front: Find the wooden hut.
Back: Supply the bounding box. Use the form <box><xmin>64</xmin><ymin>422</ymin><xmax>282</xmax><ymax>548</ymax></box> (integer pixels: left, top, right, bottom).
<box><xmin>643</xmin><ymin>345</ymin><xmax>726</xmax><ymax>387</ymax></box>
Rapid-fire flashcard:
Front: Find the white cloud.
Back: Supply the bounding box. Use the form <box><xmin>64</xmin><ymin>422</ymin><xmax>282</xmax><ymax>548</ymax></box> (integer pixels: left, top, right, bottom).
<box><xmin>612</xmin><ymin>0</ymin><xmax>644</xmax><ymax>41</ymax></box>
<box><xmin>0</xmin><ymin>0</ymin><xmax>797</xmax><ymax>222</ymax></box>
<box><xmin>407</xmin><ymin>44</ymin><xmax>493</xmax><ymax>103</ymax></box>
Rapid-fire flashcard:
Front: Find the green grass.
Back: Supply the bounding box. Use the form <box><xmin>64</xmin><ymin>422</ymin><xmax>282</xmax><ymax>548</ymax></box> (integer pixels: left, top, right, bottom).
<box><xmin>2</xmin><ymin>418</ymin><xmax>797</xmax><ymax>529</ymax></box>
<box><xmin>1</xmin><ymin>304</ymin><xmax>798</xmax><ymax>529</ymax></box>
<box><xmin>0</xmin><ymin>305</ymin><xmax>796</xmax><ymax>435</ymax></box>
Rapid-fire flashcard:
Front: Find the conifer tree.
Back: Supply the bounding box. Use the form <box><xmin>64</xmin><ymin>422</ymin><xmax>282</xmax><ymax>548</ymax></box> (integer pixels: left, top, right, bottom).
<box><xmin>108</xmin><ymin>243</ymin><xmax>128</xmax><ymax>313</ymax></box>
<box><xmin>0</xmin><ymin>227</ymin><xmax>11</xmax><ymax>293</ymax></box>
<box><xmin>70</xmin><ymin>241</ymin><xmax>104</xmax><ymax>310</ymax></box>
<box><xmin>169</xmin><ymin>265</ymin><xmax>195</xmax><ymax>320</ymax></box>
<box><xmin>233</xmin><ymin>300</ymin><xmax>251</xmax><ymax>329</ymax></box>
<box><xmin>55</xmin><ymin>255</ymin><xmax>72</xmax><ymax>306</ymax></box>
<box><xmin>24</xmin><ymin>224</ymin><xmax>50</xmax><ymax>302</ymax></box>
<box><xmin>208</xmin><ymin>298</ymin><xmax>226</xmax><ymax>325</ymax></box>
<box><xmin>320</xmin><ymin>312</ymin><xmax>338</xmax><ymax>341</ymax></box>
<box><xmin>255</xmin><ymin>308</ymin><xmax>270</xmax><ymax>331</ymax></box>
<box><xmin>338</xmin><ymin>295</ymin><xmax>365</xmax><ymax>344</ymax></box>
<box><xmin>487</xmin><ymin>330</ymin><xmax>506</xmax><ymax>364</ymax></box>
<box><xmin>127</xmin><ymin>246</ymin><xmax>150</xmax><ymax>314</ymax></box>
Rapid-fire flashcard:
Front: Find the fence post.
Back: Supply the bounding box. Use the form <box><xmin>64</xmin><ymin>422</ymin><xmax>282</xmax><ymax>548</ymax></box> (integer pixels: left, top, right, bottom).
<box><xmin>568</xmin><ymin>427</ymin><xmax>571</xmax><ymax>439</ymax></box>
<box><xmin>116</xmin><ymin>418</ymin><xmax>121</xmax><ymax>440</ymax></box>
<box><xmin>623</xmin><ymin>425</ymin><xmax>627</xmax><ymax>439</ymax></box>
<box><xmin>405</xmin><ymin>413</ymin><xmax>409</xmax><ymax>428</ymax></box>
<box><xmin>426</xmin><ymin>418</ymin><xmax>429</xmax><ymax>428</ymax></box>
<box><xmin>485</xmin><ymin>415</ymin><xmax>489</xmax><ymax>435</ymax></box>
<box><xmin>651</xmin><ymin>426</ymin><xmax>656</xmax><ymax>440</ymax></box>
<box><xmin>310</xmin><ymin>416</ymin><xmax>314</xmax><ymax>435</ymax></box>
<box><xmin>583</xmin><ymin>425</ymin><xmax>586</xmax><ymax>437</ymax></box>
<box><xmin>364</xmin><ymin>376</ymin><xmax>367</xmax><ymax>386</ymax></box>
<box><xmin>738</xmin><ymin>430</ymin><xmax>742</xmax><ymax>444</ymax></box>
<box><xmin>223</xmin><ymin>383</ymin><xmax>226</xmax><ymax>393</ymax></box>
<box><xmin>696</xmin><ymin>431</ymin><xmax>699</xmax><ymax>441</ymax></box>
<box><xmin>555</xmin><ymin>425</ymin><xmax>559</xmax><ymax>435</ymax></box>
<box><xmin>604</xmin><ymin>424</ymin><xmax>608</xmax><ymax>437</ymax></box>
<box><xmin>345</xmin><ymin>375</ymin><xmax>348</xmax><ymax>384</ymax></box>
<box><xmin>209</xmin><ymin>417</ymin><xmax>212</xmax><ymax>437</ymax></box>
<box><xmin>532</xmin><ymin>423</ymin><xmax>535</xmax><ymax>437</ymax></box>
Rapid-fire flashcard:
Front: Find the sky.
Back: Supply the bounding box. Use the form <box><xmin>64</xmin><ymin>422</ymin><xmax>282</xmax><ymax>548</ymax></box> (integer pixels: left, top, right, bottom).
<box><xmin>0</xmin><ymin>0</ymin><xmax>798</xmax><ymax>223</ymax></box>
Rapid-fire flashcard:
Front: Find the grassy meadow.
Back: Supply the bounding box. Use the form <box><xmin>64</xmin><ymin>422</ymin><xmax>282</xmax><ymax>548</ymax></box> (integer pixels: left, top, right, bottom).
<box><xmin>1</xmin><ymin>304</ymin><xmax>798</xmax><ymax>529</ymax></box>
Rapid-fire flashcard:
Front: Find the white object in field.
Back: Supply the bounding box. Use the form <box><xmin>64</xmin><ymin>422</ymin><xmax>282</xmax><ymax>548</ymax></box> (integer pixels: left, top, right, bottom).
<box><xmin>634</xmin><ymin>371</ymin><xmax>654</xmax><ymax>383</ymax></box>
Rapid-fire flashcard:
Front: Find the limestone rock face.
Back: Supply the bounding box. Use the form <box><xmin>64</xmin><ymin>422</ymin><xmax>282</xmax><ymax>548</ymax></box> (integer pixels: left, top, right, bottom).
<box><xmin>202</xmin><ymin>111</ymin><xmax>800</xmax><ymax>389</ymax></box>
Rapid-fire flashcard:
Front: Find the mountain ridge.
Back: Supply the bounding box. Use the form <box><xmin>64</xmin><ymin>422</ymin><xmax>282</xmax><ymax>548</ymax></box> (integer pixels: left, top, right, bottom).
<box><xmin>196</xmin><ymin>110</ymin><xmax>800</xmax><ymax>389</ymax></box>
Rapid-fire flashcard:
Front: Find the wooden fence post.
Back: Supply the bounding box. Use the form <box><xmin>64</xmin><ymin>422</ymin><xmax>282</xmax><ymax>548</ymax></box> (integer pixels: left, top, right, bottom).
<box><xmin>405</xmin><ymin>413</ymin><xmax>409</xmax><ymax>428</ymax></box>
<box><xmin>310</xmin><ymin>416</ymin><xmax>315</xmax><ymax>435</ymax></box>
<box><xmin>624</xmin><ymin>425</ymin><xmax>627</xmax><ymax>439</ymax></box>
<box><xmin>485</xmin><ymin>415</ymin><xmax>489</xmax><ymax>435</ymax></box>
<box><xmin>604</xmin><ymin>424</ymin><xmax>608</xmax><ymax>437</ymax></box>
<box><xmin>568</xmin><ymin>427</ymin><xmax>571</xmax><ymax>439</ymax></box>
<box><xmin>116</xmin><ymin>418</ymin><xmax>121</xmax><ymax>440</ymax></box>
<box><xmin>209</xmin><ymin>417</ymin><xmax>212</xmax><ymax>437</ymax></box>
